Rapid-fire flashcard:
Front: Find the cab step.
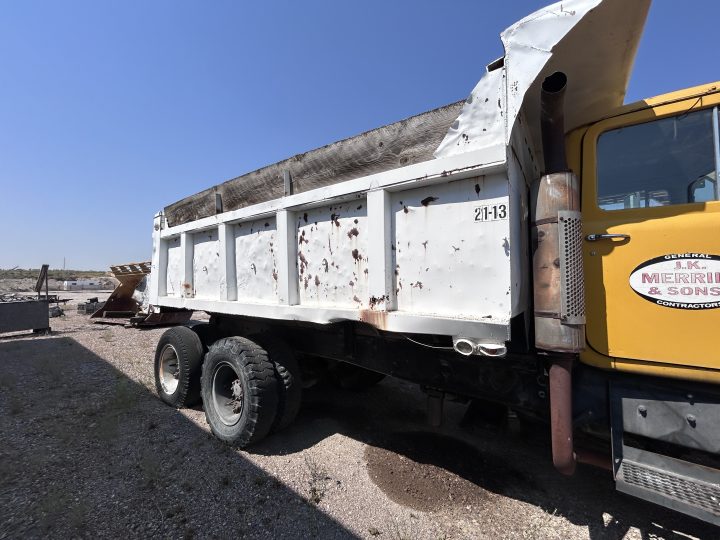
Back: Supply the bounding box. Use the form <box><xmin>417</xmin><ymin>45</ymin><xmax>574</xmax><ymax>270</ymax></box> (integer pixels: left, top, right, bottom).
<box><xmin>610</xmin><ymin>380</ymin><xmax>720</xmax><ymax>525</ymax></box>
<box><xmin>616</xmin><ymin>446</ymin><xmax>720</xmax><ymax>525</ymax></box>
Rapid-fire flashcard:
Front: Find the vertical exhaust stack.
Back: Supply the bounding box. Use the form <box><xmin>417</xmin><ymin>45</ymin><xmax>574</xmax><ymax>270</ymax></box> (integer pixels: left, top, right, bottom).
<box><xmin>532</xmin><ymin>72</ymin><xmax>587</xmax><ymax>476</ymax></box>
<box><xmin>532</xmin><ymin>72</ymin><xmax>585</xmax><ymax>354</ymax></box>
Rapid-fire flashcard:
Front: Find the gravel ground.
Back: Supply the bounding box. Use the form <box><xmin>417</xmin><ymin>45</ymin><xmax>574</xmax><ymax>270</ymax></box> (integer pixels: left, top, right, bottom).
<box><xmin>0</xmin><ymin>291</ymin><xmax>716</xmax><ymax>539</ymax></box>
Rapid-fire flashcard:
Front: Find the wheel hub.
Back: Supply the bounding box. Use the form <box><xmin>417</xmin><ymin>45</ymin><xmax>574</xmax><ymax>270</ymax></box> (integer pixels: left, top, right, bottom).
<box><xmin>229</xmin><ymin>379</ymin><xmax>244</xmax><ymax>414</ymax></box>
<box><xmin>158</xmin><ymin>344</ymin><xmax>180</xmax><ymax>395</ymax></box>
<box><xmin>212</xmin><ymin>362</ymin><xmax>244</xmax><ymax>426</ymax></box>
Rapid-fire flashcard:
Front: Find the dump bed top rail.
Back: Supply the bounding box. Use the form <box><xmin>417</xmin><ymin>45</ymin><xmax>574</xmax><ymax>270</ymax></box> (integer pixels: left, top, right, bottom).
<box><xmin>164</xmin><ymin>101</ymin><xmax>464</xmax><ymax>227</ymax></box>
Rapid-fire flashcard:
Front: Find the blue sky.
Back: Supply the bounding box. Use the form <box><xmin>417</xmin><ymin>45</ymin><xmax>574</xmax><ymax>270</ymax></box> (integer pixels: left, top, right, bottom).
<box><xmin>0</xmin><ymin>0</ymin><xmax>717</xmax><ymax>270</ymax></box>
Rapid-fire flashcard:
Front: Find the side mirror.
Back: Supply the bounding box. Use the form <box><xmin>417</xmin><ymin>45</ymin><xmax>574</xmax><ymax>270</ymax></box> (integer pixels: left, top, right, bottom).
<box><xmin>687</xmin><ymin>174</ymin><xmax>717</xmax><ymax>203</ymax></box>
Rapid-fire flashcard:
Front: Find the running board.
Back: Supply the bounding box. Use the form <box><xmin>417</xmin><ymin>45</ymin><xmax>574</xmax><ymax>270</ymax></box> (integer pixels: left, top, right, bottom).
<box><xmin>616</xmin><ymin>445</ymin><xmax>720</xmax><ymax>526</ymax></box>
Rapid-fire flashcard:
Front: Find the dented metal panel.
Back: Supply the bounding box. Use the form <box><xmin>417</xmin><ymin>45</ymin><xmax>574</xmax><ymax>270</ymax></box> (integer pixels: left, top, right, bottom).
<box><xmin>193</xmin><ymin>229</ymin><xmax>220</xmax><ymax>300</ymax></box>
<box><xmin>152</xmin><ymin>160</ymin><xmax>516</xmax><ymax>341</ymax></box>
<box><xmin>393</xmin><ymin>175</ymin><xmax>512</xmax><ymax>320</ymax></box>
<box><xmin>165</xmin><ymin>237</ymin><xmax>183</xmax><ymax>297</ymax></box>
<box><xmin>435</xmin><ymin>0</ymin><xmax>651</xmax><ymax>168</ymax></box>
<box><xmin>234</xmin><ymin>218</ymin><xmax>278</xmax><ymax>303</ymax></box>
<box><xmin>296</xmin><ymin>200</ymin><xmax>369</xmax><ymax>308</ymax></box>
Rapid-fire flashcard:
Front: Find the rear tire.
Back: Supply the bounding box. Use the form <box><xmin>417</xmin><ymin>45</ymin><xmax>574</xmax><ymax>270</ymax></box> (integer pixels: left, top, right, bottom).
<box><xmin>154</xmin><ymin>326</ymin><xmax>204</xmax><ymax>408</ymax></box>
<box><xmin>201</xmin><ymin>337</ymin><xmax>279</xmax><ymax>447</ymax></box>
<box><xmin>257</xmin><ymin>337</ymin><xmax>303</xmax><ymax>432</ymax></box>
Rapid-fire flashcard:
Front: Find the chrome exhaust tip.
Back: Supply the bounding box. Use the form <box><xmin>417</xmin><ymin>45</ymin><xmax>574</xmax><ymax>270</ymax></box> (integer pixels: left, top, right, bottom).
<box><xmin>452</xmin><ymin>337</ymin><xmax>507</xmax><ymax>357</ymax></box>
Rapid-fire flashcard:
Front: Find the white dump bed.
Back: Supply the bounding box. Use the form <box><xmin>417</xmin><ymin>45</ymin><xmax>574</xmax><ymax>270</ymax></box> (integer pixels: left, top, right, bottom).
<box><xmin>149</xmin><ymin>0</ymin><xmax>649</xmax><ymax>345</ymax></box>
<box><xmin>151</xmin><ymin>154</ymin><xmax>521</xmax><ymax>343</ymax></box>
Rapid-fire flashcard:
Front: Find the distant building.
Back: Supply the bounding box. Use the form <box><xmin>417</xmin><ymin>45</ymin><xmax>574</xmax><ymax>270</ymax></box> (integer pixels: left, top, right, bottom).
<box><xmin>61</xmin><ymin>279</ymin><xmax>104</xmax><ymax>291</ymax></box>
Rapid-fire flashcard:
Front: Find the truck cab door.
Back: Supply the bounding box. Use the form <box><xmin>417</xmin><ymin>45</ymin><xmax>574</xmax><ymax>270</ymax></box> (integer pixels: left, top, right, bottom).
<box><xmin>582</xmin><ymin>94</ymin><xmax>720</xmax><ymax>371</ymax></box>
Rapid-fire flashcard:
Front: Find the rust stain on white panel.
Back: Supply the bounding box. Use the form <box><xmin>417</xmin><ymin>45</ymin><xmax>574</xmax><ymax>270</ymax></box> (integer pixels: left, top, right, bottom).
<box><xmin>297</xmin><ymin>200</ymin><xmax>368</xmax><ymax>308</ymax></box>
<box><xmin>235</xmin><ymin>218</ymin><xmax>278</xmax><ymax>303</ymax></box>
<box><xmin>193</xmin><ymin>229</ymin><xmax>220</xmax><ymax>300</ymax></box>
<box><xmin>360</xmin><ymin>309</ymin><xmax>388</xmax><ymax>330</ymax></box>
<box><xmin>393</xmin><ymin>175</ymin><xmax>512</xmax><ymax>321</ymax></box>
<box><xmin>165</xmin><ymin>237</ymin><xmax>183</xmax><ymax>297</ymax></box>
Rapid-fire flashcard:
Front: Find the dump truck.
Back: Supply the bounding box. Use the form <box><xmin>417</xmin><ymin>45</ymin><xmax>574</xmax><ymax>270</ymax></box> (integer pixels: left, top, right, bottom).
<box><xmin>147</xmin><ymin>0</ymin><xmax>720</xmax><ymax>525</ymax></box>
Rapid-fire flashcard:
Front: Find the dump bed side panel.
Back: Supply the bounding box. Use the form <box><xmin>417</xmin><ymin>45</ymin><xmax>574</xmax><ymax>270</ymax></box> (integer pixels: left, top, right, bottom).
<box><xmin>151</xmin><ymin>155</ymin><xmax>517</xmax><ymax>342</ymax></box>
<box><xmin>296</xmin><ymin>200</ymin><xmax>369</xmax><ymax>309</ymax></box>
<box><xmin>235</xmin><ymin>217</ymin><xmax>278</xmax><ymax>304</ymax></box>
<box><xmin>393</xmin><ymin>177</ymin><xmax>512</xmax><ymax>319</ymax></box>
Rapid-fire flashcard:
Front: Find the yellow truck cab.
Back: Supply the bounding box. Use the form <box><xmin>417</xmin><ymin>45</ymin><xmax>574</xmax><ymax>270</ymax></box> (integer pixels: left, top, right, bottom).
<box><xmin>566</xmin><ymin>82</ymin><xmax>720</xmax><ymax>522</ymax></box>
<box><xmin>573</xmin><ymin>82</ymin><xmax>720</xmax><ymax>381</ymax></box>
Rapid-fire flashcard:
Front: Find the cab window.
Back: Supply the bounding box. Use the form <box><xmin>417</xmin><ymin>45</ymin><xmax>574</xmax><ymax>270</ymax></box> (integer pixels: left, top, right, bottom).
<box><xmin>596</xmin><ymin>107</ymin><xmax>719</xmax><ymax>210</ymax></box>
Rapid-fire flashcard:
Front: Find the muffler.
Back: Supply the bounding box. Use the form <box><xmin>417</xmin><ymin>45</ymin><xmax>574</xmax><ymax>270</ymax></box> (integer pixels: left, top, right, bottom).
<box><xmin>532</xmin><ymin>72</ymin><xmax>585</xmax><ymax>353</ymax></box>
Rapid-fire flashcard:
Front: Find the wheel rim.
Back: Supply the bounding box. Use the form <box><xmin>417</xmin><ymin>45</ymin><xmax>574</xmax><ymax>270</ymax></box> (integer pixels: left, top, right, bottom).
<box><xmin>159</xmin><ymin>344</ymin><xmax>180</xmax><ymax>395</ymax></box>
<box><xmin>212</xmin><ymin>361</ymin><xmax>244</xmax><ymax>426</ymax></box>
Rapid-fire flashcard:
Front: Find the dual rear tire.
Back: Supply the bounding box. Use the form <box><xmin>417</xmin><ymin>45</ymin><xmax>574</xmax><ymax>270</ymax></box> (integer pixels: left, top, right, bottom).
<box><xmin>154</xmin><ymin>328</ymin><xmax>302</xmax><ymax>447</ymax></box>
<box><xmin>201</xmin><ymin>337</ymin><xmax>279</xmax><ymax>446</ymax></box>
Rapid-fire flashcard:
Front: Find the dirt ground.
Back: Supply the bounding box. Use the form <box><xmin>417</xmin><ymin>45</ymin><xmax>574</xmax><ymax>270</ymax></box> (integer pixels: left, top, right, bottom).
<box><xmin>0</xmin><ymin>291</ymin><xmax>716</xmax><ymax>539</ymax></box>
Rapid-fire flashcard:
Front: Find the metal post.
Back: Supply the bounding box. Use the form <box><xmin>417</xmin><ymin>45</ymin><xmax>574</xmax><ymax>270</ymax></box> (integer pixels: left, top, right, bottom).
<box><xmin>283</xmin><ymin>171</ymin><xmax>293</xmax><ymax>197</ymax></box>
<box><xmin>276</xmin><ymin>210</ymin><xmax>299</xmax><ymax>305</ymax></box>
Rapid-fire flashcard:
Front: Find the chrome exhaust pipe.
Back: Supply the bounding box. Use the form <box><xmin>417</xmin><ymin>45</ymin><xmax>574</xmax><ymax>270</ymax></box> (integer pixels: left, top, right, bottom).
<box><xmin>452</xmin><ymin>337</ymin><xmax>507</xmax><ymax>357</ymax></box>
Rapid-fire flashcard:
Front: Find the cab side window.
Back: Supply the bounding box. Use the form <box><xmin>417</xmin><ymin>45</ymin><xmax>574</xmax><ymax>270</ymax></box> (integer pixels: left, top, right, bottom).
<box><xmin>597</xmin><ymin>107</ymin><xmax>719</xmax><ymax>210</ymax></box>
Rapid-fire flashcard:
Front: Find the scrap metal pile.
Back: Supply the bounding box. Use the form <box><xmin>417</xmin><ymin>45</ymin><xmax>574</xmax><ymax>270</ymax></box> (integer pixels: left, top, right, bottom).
<box><xmin>0</xmin><ymin>266</ymin><xmax>53</xmax><ymax>334</ymax></box>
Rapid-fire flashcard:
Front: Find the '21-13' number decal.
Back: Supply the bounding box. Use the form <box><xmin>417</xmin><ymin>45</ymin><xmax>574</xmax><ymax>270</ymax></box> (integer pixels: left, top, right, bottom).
<box><xmin>474</xmin><ymin>204</ymin><xmax>508</xmax><ymax>222</ymax></box>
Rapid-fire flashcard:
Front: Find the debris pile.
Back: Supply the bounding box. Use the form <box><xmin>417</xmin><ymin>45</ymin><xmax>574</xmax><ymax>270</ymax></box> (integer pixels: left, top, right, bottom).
<box><xmin>77</xmin><ymin>297</ymin><xmax>104</xmax><ymax>315</ymax></box>
<box><xmin>91</xmin><ymin>262</ymin><xmax>191</xmax><ymax>327</ymax></box>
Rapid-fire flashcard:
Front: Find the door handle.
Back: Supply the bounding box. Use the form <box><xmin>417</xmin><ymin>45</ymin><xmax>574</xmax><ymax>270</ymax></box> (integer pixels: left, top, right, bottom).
<box><xmin>585</xmin><ymin>233</ymin><xmax>631</xmax><ymax>242</ymax></box>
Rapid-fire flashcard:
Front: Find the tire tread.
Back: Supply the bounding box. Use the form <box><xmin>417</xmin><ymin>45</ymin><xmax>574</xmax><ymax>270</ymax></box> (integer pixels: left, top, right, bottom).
<box><xmin>256</xmin><ymin>337</ymin><xmax>302</xmax><ymax>433</ymax></box>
